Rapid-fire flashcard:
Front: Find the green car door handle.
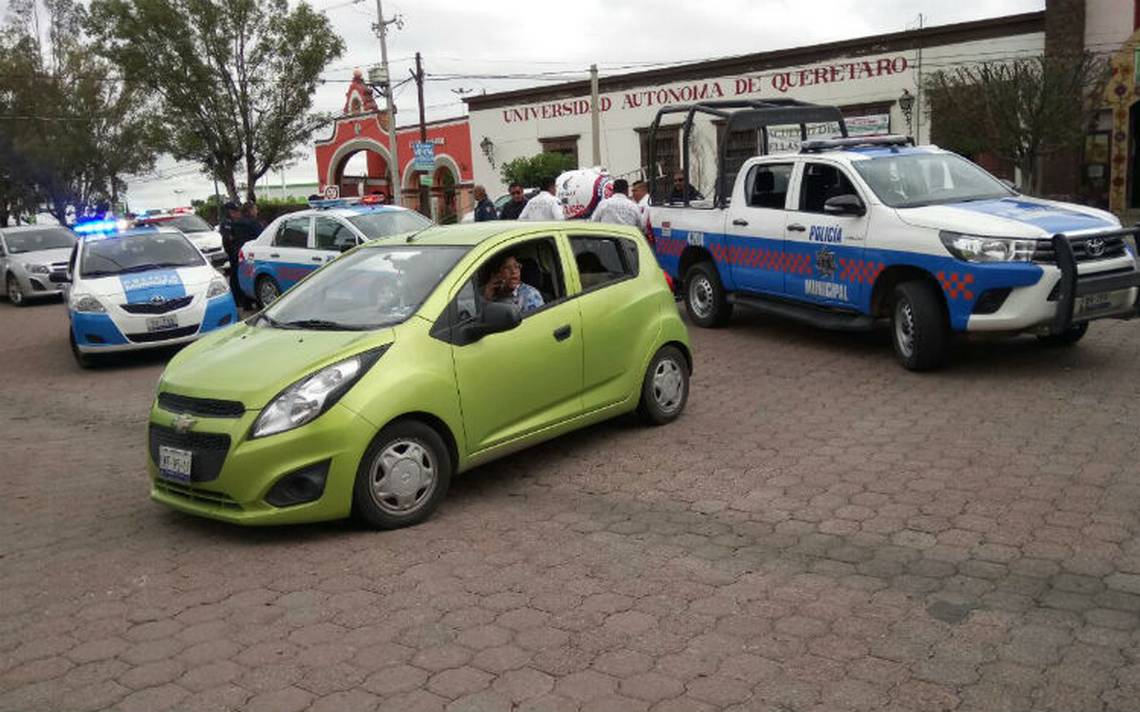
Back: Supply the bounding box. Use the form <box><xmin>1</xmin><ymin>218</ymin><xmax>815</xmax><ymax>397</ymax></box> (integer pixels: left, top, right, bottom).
<box><xmin>553</xmin><ymin>325</ymin><xmax>572</xmax><ymax>342</ymax></box>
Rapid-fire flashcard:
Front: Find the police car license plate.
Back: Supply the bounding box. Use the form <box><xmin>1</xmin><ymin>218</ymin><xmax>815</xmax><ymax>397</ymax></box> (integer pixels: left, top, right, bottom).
<box><xmin>146</xmin><ymin>315</ymin><xmax>178</xmax><ymax>332</ymax></box>
<box><xmin>158</xmin><ymin>445</ymin><xmax>192</xmax><ymax>483</ymax></box>
<box><xmin>1074</xmin><ymin>290</ymin><xmax>1129</xmax><ymax>319</ymax></box>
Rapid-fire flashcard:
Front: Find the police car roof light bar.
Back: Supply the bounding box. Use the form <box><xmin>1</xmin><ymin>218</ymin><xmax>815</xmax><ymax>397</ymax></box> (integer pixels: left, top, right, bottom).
<box><xmin>800</xmin><ymin>135</ymin><xmax>914</xmax><ymax>153</ymax></box>
<box><xmin>306</xmin><ymin>197</ymin><xmax>362</xmax><ymax>210</ymax></box>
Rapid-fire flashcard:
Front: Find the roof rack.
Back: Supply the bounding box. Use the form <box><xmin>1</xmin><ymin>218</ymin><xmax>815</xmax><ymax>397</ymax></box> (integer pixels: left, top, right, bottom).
<box><xmin>646</xmin><ymin>100</ymin><xmax>849</xmax><ymax>207</ymax></box>
<box><xmin>801</xmin><ymin>135</ymin><xmax>914</xmax><ymax>153</ymax></box>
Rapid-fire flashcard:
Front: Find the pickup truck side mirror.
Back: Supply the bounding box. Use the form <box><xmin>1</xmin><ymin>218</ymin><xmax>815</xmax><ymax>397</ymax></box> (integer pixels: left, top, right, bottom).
<box><xmin>823</xmin><ymin>194</ymin><xmax>866</xmax><ymax>217</ymax></box>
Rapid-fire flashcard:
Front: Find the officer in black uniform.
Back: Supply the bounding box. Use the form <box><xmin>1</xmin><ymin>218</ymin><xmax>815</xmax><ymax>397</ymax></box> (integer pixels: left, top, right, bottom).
<box><xmin>220</xmin><ymin>202</ymin><xmax>251</xmax><ymax>309</ymax></box>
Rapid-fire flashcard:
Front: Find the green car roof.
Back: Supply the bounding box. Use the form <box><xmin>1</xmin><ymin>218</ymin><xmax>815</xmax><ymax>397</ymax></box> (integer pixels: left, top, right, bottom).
<box><xmin>366</xmin><ymin>221</ymin><xmax>635</xmax><ymax>248</ymax></box>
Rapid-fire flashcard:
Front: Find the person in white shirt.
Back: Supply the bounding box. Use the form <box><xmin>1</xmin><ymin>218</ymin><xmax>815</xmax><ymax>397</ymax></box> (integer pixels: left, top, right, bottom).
<box><xmin>590</xmin><ymin>179</ymin><xmax>642</xmax><ymax>227</ymax></box>
<box><xmin>631</xmin><ymin>179</ymin><xmax>650</xmax><ymax>233</ymax></box>
<box><xmin>518</xmin><ymin>177</ymin><xmax>565</xmax><ymax>221</ymax></box>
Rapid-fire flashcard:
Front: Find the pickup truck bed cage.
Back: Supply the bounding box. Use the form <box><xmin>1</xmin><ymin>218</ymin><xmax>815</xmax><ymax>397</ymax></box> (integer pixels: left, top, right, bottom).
<box><xmin>647</xmin><ymin>100</ymin><xmax>848</xmax><ymax>208</ymax></box>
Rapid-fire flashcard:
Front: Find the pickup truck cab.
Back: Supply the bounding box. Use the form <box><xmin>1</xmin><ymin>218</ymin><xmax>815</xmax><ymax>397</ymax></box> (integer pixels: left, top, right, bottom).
<box><xmin>647</xmin><ymin>100</ymin><xmax>1140</xmax><ymax>370</ymax></box>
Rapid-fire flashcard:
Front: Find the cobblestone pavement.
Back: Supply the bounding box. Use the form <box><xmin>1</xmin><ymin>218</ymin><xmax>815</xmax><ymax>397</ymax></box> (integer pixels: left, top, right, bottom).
<box><xmin>2</xmin><ymin>300</ymin><xmax>1140</xmax><ymax>712</ymax></box>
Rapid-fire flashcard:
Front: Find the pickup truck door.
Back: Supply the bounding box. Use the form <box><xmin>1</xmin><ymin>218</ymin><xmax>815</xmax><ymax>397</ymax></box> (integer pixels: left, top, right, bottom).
<box><xmin>724</xmin><ymin>162</ymin><xmax>794</xmax><ymax>296</ymax></box>
<box><xmin>785</xmin><ymin>161</ymin><xmax>870</xmax><ymax>309</ymax></box>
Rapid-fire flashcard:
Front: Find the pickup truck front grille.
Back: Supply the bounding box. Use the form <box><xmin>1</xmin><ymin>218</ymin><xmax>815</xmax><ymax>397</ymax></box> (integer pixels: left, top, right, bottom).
<box><xmin>1033</xmin><ymin>234</ymin><xmax>1127</xmax><ymax>264</ymax></box>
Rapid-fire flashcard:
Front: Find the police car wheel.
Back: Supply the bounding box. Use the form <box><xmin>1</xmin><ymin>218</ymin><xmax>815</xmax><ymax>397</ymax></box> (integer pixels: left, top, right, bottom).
<box><xmin>1037</xmin><ymin>322</ymin><xmax>1088</xmax><ymax>347</ymax></box>
<box><xmin>892</xmin><ymin>281</ymin><xmax>949</xmax><ymax>371</ymax></box>
<box><xmin>69</xmin><ymin>330</ymin><xmax>97</xmax><ymax>369</ymax></box>
<box><xmin>256</xmin><ymin>276</ymin><xmax>280</xmax><ymax>308</ymax></box>
<box><xmin>684</xmin><ymin>262</ymin><xmax>732</xmax><ymax>327</ymax></box>
<box><xmin>638</xmin><ymin>345</ymin><xmax>690</xmax><ymax>425</ymax></box>
<box><xmin>352</xmin><ymin>420</ymin><xmax>452</xmax><ymax>530</ymax></box>
<box><xmin>6</xmin><ymin>275</ymin><xmax>25</xmax><ymax>306</ymax></box>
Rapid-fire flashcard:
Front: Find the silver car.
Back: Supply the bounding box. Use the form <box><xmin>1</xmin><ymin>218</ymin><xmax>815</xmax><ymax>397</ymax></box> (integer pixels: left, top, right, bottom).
<box><xmin>0</xmin><ymin>225</ymin><xmax>77</xmax><ymax>306</ymax></box>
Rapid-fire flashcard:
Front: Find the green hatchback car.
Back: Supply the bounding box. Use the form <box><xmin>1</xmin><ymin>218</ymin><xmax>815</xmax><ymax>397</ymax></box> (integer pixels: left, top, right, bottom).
<box><xmin>149</xmin><ymin>222</ymin><xmax>692</xmax><ymax>529</ymax></box>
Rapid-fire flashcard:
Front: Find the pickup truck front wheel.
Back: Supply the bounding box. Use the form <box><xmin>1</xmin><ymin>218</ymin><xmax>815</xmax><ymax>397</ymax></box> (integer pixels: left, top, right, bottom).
<box><xmin>684</xmin><ymin>262</ymin><xmax>732</xmax><ymax>328</ymax></box>
<box><xmin>891</xmin><ymin>281</ymin><xmax>949</xmax><ymax>371</ymax></box>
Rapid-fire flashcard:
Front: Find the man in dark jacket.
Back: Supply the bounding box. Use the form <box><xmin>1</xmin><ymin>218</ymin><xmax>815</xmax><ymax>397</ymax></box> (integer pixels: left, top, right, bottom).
<box><xmin>498</xmin><ymin>182</ymin><xmax>528</xmax><ymax>220</ymax></box>
<box><xmin>473</xmin><ymin>185</ymin><xmax>497</xmax><ymax>222</ymax></box>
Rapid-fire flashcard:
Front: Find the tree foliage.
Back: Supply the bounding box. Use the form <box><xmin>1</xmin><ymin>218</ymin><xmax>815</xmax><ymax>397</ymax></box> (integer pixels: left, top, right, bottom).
<box><xmin>925</xmin><ymin>53</ymin><xmax>1106</xmax><ymax>194</ymax></box>
<box><xmin>499</xmin><ymin>152</ymin><xmax>576</xmax><ymax>188</ymax></box>
<box><xmin>0</xmin><ymin>0</ymin><xmax>161</xmax><ymax>225</ymax></box>
<box><xmin>89</xmin><ymin>0</ymin><xmax>345</xmax><ymax>203</ymax></box>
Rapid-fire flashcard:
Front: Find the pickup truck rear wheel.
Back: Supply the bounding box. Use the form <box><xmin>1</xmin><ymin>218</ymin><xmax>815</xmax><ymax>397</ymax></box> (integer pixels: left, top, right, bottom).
<box><xmin>684</xmin><ymin>262</ymin><xmax>732</xmax><ymax>328</ymax></box>
<box><xmin>1037</xmin><ymin>322</ymin><xmax>1088</xmax><ymax>346</ymax></box>
<box><xmin>891</xmin><ymin>281</ymin><xmax>949</xmax><ymax>371</ymax></box>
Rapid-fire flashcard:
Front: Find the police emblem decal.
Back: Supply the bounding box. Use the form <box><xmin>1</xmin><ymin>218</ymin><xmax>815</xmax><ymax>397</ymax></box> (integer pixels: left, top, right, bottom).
<box><xmin>815</xmin><ymin>247</ymin><xmax>837</xmax><ymax>280</ymax></box>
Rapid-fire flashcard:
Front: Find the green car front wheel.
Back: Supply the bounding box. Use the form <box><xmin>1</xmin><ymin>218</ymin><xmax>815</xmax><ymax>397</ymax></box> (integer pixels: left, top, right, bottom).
<box><xmin>353</xmin><ymin>420</ymin><xmax>453</xmax><ymax>529</ymax></box>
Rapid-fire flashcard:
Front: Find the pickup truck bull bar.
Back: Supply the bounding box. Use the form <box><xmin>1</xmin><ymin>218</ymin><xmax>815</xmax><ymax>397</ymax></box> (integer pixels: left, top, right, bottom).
<box><xmin>1051</xmin><ymin>225</ymin><xmax>1140</xmax><ymax>333</ymax></box>
<box><xmin>646</xmin><ymin>100</ymin><xmax>848</xmax><ymax>208</ymax></box>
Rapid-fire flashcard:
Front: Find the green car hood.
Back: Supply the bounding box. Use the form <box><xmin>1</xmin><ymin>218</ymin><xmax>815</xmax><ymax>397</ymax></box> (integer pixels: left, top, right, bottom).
<box><xmin>160</xmin><ymin>322</ymin><xmax>396</xmax><ymax>409</ymax></box>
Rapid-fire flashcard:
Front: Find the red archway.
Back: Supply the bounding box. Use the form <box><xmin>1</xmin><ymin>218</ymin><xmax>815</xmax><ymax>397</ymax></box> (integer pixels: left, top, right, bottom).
<box><xmin>314</xmin><ymin>70</ymin><xmax>475</xmax><ymax>213</ymax></box>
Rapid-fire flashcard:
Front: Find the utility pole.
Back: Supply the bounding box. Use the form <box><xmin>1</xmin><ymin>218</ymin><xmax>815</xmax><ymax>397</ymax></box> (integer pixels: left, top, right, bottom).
<box><xmin>914</xmin><ymin>13</ymin><xmax>924</xmax><ymax>143</ymax></box>
<box><xmin>411</xmin><ymin>52</ymin><xmax>431</xmax><ymax>218</ymax></box>
<box><xmin>590</xmin><ymin>64</ymin><xmax>601</xmax><ymax>167</ymax></box>
<box><xmin>374</xmin><ymin>0</ymin><xmax>401</xmax><ymax>206</ymax></box>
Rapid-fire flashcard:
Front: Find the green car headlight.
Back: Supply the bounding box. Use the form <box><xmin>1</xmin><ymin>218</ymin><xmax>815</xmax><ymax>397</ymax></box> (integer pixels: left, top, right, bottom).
<box><xmin>251</xmin><ymin>346</ymin><xmax>388</xmax><ymax>438</ymax></box>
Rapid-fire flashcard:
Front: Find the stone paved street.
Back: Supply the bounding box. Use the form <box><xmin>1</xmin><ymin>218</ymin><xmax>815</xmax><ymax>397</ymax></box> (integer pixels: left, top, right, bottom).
<box><xmin>2</xmin><ymin>300</ymin><xmax>1140</xmax><ymax>712</ymax></box>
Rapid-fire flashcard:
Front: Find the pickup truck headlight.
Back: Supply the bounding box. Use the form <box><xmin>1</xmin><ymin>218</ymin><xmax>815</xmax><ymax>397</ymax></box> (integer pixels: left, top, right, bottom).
<box><xmin>27</xmin><ymin>263</ymin><xmax>49</xmax><ymax>274</ymax></box>
<box><xmin>206</xmin><ymin>277</ymin><xmax>229</xmax><ymax>299</ymax></box>
<box><xmin>940</xmin><ymin>231</ymin><xmax>1036</xmax><ymax>263</ymax></box>
<box><xmin>251</xmin><ymin>347</ymin><xmax>388</xmax><ymax>438</ymax></box>
<box><xmin>69</xmin><ymin>292</ymin><xmax>106</xmax><ymax>313</ymax></box>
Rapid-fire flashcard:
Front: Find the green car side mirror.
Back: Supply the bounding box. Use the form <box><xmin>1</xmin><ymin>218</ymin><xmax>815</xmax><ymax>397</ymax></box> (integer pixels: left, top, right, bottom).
<box><xmin>466</xmin><ymin>302</ymin><xmax>521</xmax><ymax>341</ymax></box>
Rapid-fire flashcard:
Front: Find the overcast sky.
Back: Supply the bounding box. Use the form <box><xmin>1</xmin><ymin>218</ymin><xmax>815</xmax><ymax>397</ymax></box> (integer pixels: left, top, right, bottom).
<box><xmin>125</xmin><ymin>0</ymin><xmax>1043</xmax><ymax>209</ymax></box>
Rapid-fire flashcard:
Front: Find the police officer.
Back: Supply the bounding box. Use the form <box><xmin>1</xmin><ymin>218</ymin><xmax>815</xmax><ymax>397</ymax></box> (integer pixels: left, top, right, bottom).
<box><xmin>221</xmin><ymin>201</ymin><xmax>256</xmax><ymax>309</ymax></box>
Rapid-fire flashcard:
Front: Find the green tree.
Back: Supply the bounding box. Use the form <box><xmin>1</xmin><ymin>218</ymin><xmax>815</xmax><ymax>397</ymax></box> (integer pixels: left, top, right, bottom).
<box><xmin>925</xmin><ymin>53</ymin><xmax>1106</xmax><ymax>195</ymax></box>
<box><xmin>89</xmin><ymin>0</ymin><xmax>345</xmax><ymax>203</ymax></box>
<box><xmin>0</xmin><ymin>0</ymin><xmax>160</xmax><ymax>225</ymax></box>
<box><xmin>499</xmin><ymin>152</ymin><xmax>576</xmax><ymax>188</ymax></box>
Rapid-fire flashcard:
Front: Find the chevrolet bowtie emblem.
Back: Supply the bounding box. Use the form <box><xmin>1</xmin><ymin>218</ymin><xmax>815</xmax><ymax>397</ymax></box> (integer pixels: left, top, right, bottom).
<box><xmin>172</xmin><ymin>413</ymin><xmax>197</xmax><ymax>434</ymax></box>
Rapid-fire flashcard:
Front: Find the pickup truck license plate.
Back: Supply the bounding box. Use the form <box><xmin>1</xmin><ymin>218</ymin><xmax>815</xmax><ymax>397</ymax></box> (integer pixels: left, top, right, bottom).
<box><xmin>1074</xmin><ymin>290</ymin><xmax>1129</xmax><ymax>319</ymax></box>
<box><xmin>158</xmin><ymin>445</ymin><xmax>193</xmax><ymax>483</ymax></box>
<box><xmin>146</xmin><ymin>315</ymin><xmax>178</xmax><ymax>332</ymax></box>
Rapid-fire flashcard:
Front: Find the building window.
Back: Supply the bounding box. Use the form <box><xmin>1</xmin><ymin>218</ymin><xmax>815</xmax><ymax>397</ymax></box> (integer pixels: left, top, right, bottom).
<box><xmin>539</xmin><ymin>135</ymin><xmax>579</xmax><ymax>165</ymax></box>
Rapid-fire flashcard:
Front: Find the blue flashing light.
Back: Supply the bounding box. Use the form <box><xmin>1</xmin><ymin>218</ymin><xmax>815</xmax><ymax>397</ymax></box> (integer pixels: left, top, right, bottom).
<box><xmin>74</xmin><ymin>219</ymin><xmax>120</xmax><ymax>235</ymax></box>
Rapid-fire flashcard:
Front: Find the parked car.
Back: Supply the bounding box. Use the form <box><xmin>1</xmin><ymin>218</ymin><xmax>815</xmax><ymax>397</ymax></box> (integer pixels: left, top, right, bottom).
<box><xmin>67</xmin><ymin>226</ymin><xmax>238</xmax><ymax>368</ymax></box>
<box><xmin>0</xmin><ymin>225</ymin><xmax>77</xmax><ymax>305</ymax></box>
<box><xmin>148</xmin><ymin>221</ymin><xmax>691</xmax><ymax>529</ymax></box>
<box><xmin>134</xmin><ymin>212</ymin><xmax>228</xmax><ymax>269</ymax></box>
<box><xmin>647</xmin><ymin>100</ymin><xmax>1140</xmax><ymax>370</ymax></box>
<box><xmin>238</xmin><ymin>198</ymin><xmax>432</xmax><ymax>308</ymax></box>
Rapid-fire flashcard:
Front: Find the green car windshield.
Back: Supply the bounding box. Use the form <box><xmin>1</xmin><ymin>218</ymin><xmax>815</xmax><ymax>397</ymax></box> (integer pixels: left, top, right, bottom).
<box><xmin>261</xmin><ymin>245</ymin><xmax>468</xmax><ymax>330</ymax></box>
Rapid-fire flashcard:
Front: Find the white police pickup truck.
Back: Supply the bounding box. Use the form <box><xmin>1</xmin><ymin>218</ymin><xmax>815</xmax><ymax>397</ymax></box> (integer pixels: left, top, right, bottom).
<box><xmin>645</xmin><ymin>100</ymin><xmax>1140</xmax><ymax>370</ymax></box>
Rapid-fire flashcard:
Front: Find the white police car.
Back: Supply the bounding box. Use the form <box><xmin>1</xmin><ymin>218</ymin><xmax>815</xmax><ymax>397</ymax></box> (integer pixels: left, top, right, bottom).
<box><xmin>648</xmin><ymin>104</ymin><xmax>1140</xmax><ymax>370</ymax></box>
<box><xmin>67</xmin><ymin>224</ymin><xmax>239</xmax><ymax>368</ymax></box>
<box><xmin>237</xmin><ymin>197</ymin><xmax>432</xmax><ymax>307</ymax></box>
<box><xmin>134</xmin><ymin>210</ymin><xmax>228</xmax><ymax>269</ymax></box>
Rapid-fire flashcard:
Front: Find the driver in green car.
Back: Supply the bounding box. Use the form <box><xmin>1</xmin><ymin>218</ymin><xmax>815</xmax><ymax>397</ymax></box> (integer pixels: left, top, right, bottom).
<box><xmin>482</xmin><ymin>253</ymin><xmax>543</xmax><ymax>313</ymax></box>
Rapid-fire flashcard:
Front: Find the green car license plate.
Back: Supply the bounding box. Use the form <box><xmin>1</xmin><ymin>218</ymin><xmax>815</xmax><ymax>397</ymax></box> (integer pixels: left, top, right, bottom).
<box><xmin>158</xmin><ymin>445</ymin><xmax>193</xmax><ymax>483</ymax></box>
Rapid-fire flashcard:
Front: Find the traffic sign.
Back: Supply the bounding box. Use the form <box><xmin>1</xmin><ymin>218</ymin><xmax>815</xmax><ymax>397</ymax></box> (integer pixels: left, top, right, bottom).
<box><xmin>412</xmin><ymin>141</ymin><xmax>435</xmax><ymax>171</ymax></box>
<box><xmin>322</xmin><ymin>184</ymin><xmax>339</xmax><ymax>200</ymax></box>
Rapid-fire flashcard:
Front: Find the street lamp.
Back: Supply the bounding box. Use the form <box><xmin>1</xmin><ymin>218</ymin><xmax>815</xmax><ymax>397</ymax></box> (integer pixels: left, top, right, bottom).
<box><xmin>898</xmin><ymin>89</ymin><xmax>915</xmax><ymax>135</ymax></box>
<box><xmin>480</xmin><ymin>136</ymin><xmax>496</xmax><ymax>169</ymax></box>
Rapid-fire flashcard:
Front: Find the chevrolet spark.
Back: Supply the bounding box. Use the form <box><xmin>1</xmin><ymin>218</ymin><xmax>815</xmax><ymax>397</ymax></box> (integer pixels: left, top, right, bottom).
<box><xmin>149</xmin><ymin>222</ymin><xmax>692</xmax><ymax>529</ymax></box>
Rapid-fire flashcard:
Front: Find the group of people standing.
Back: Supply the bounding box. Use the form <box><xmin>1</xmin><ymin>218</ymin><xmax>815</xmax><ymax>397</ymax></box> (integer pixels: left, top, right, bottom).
<box><xmin>471</xmin><ymin>175</ymin><xmax>651</xmax><ymax>231</ymax></box>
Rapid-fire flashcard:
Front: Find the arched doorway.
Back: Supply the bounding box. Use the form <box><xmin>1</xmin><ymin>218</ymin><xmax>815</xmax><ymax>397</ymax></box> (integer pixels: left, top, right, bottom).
<box><xmin>434</xmin><ymin>165</ymin><xmax>457</xmax><ymax>223</ymax></box>
<box><xmin>327</xmin><ymin>139</ymin><xmax>392</xmax><ymax>200</ymax></box>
